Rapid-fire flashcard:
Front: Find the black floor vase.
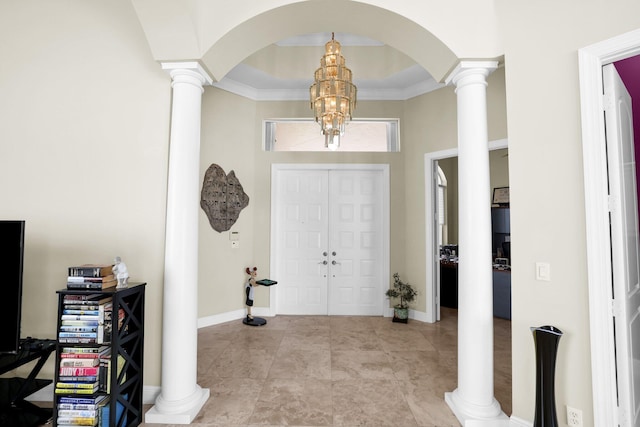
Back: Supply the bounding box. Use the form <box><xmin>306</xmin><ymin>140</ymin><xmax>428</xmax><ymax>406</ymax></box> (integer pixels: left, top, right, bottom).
<box><xmin>531</xmin><ymin>325</ymin><xmax>563</xmax><ymax>427</ymax></box>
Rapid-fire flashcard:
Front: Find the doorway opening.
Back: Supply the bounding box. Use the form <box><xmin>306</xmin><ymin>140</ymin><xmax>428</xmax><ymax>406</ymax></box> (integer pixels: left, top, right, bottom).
<box><xmin>579</xmin><ymin>28</ymin><xmax>640</xmax><ymax>426</ymax></box>
<box><xmin>424</xmin><ymin>139</ymin><xmax>509</xmax><ymax>323</ymax></box>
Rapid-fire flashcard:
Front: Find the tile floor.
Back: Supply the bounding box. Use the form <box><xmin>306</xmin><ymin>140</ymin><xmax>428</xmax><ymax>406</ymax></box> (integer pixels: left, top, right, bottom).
<box><xmin>141</xmin><ymin>308</ymin><xmax>512</xmax><ymax>427</ymax></box>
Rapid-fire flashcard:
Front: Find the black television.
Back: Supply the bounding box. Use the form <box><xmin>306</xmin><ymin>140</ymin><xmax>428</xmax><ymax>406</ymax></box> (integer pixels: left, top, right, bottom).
<box><xmin>0</xmin><ymin>220</ymin><xmax>25</xmax><ymax>354</ymax></box>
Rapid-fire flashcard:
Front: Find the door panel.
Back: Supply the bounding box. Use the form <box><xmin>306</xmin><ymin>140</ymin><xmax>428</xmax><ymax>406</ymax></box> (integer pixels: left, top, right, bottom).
<box><xmin>274</xmin><ymin>167</ymin><xmax>385</xmax><ymax>316</ymax></box>
<box><xmin>328</xmin><ymin>171</ymin><xmax>383</xmax><ymax>315</ymax></box>
<box><xmin>276</xmin><ymin>170</ymin><xmax>329</xmax><ymax>315</ymax></box>
<box><xmin>604</xmin><ymin>63</ymin><xmax>640</xmax><ymax>427</ymax></box>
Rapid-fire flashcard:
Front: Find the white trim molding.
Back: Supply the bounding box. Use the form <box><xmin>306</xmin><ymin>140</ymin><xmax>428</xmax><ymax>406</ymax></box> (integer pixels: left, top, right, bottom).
<box><xmin>579</xmin><ymin>28</ymin><xmax>640</xmax><ymax>427</ymax></box>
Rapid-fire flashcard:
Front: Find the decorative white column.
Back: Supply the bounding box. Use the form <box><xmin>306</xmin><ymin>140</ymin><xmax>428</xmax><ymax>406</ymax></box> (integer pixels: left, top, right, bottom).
<box><xmin>145</xmin><ymin>62</ymin><xmax>212</xmax><ymax>424</ymax></box>
<box><xmin>443</xmin><ymin>61</ymin><xmax>509</xmax><ymax>426</ymax></box>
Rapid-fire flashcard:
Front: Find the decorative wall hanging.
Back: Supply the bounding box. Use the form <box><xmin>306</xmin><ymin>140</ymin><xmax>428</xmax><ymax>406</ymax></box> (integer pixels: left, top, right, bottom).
<box><xmin>200</xmin><ymin>164</ymin><xmax>249</xmax><ymax>232</ymax></box>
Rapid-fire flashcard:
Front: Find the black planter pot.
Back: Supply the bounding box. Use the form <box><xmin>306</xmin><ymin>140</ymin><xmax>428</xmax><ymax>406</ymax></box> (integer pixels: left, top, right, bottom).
<box><xmin>531</xmin><ymin>325</ymin><xmax>563</xmax><ymax>427</ymax></box>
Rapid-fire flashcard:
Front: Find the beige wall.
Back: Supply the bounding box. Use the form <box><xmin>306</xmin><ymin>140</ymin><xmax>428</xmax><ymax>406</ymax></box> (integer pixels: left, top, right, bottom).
<box><xmin>198</xmin><ymin>93</ymin><xmax>407</xmax><ymax>313</ymax></box>
<box><xmin>497</xmin><ymin>1</ymin><xmax>640</xmax><ymax>425</ymax></box>
<box><xmin>0</xmin><ymin>1</ymin><xmax>171</xmax><ymax>385</ymax></box>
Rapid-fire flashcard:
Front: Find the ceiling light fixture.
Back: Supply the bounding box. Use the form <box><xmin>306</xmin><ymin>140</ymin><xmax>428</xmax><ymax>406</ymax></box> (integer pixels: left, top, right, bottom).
<box><xmin>310</xmin><ymin>33</ymin><xmax>357</xmax><ymax>151</ymax></box>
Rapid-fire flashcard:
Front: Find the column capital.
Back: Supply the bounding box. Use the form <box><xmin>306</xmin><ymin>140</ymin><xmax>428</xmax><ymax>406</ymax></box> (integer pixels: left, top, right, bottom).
<box><xmin>161</xmin><ymin>61</ymin><xmax>213</xmax><ymax>90</ymax></box>
<box><xmin>445</xmin><ymin>60</ymin><xmax>499</xmax><ymax>89</ymax></box>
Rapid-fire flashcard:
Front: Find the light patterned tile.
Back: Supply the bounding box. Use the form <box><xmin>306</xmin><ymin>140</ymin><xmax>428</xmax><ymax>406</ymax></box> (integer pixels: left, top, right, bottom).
<box><xmin>332</xmin><ymin>379</ymin><xmax>419</xmax><ymax>426</ymax></box>
<box><xmin>192</xmin><ymin>377</ymin><xmax>264</xmax><ymax>425</ymax></box>
<box><xmin>248</xmin><ymin>378</ymin><xmax>333</xmax><ymax>426</ymax></box>
<box><xmin>331</xmin><ymin>350</ymin><xmax>395</xmax><ymax>380</ymax></box>
<box><xmin>268</xmin><ymin>348</ymin><xmax>331</xmax><ymax>379</ymax></box>
<box><xmin>210</xmin><ymin>347</ymin><xmax>276</xmax><ymax>379</ymax></box>
<box><xmin>133</xmin><ymin>310</ymin><xmax>511</xmax><ymax>427</ymax></box>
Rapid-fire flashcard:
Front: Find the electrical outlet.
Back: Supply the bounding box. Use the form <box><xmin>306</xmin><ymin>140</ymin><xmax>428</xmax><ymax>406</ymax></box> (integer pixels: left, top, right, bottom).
<box><xmin>567</xmin><ymin>406</ymin><xmax>583</xmax><ymax>427</ymax></box>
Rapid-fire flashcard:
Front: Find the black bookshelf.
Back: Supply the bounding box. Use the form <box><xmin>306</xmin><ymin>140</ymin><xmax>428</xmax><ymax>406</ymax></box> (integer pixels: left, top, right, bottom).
<box><xmin>54</xmin><ymin>283</ymin><xmax>145</xmax><ymax>427</ymax></box>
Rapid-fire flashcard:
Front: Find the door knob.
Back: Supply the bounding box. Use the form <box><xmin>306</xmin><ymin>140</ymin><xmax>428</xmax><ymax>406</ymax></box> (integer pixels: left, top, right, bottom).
<box><xmin>332</xmin><ymin>260</ymin><xmax>340</xmax><ymax>265</ymax></box>
<box><xmin>332</xmin><ymin>251</ymin><xmax>337</xmax><ymax>256</ymax></box>
<box><xmin>318</xmin><ymin>260</ymin><xmax>328</xmax><ymax>265</ymax></box>
<box><xmin>323</xmin><ymin>251</ymin><xmax>328</xmax><ymax>256</ymax></box>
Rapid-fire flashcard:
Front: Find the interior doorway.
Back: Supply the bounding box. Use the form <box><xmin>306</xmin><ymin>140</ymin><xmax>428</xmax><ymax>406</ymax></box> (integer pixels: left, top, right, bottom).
<box><xmin>579</xmin><ymin>29</ymin><xmax>640</xmax><ymax>426</ymax></box>
<box><xmin>424</xmin><ymin>139</ymin><xmax>509</xmax><ymax>323</ymax></box>
<box><xmin>270</xmin><ymin>164</ymin><xmax>390</xmax><ymax>316</ymax></box>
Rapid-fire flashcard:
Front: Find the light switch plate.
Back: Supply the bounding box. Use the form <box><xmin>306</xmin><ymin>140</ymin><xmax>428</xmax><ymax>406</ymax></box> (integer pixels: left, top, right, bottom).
<box><xmin>535</xmin><ymin>262</ymin><xmax>551</xmax><ymax>281</ymax></box>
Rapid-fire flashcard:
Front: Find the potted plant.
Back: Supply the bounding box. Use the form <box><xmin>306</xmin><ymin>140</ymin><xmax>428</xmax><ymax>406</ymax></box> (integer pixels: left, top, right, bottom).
<box><xmin>385</xmin><ymin>273</ymin><xmax>418</xmax><ymax>323</ymax></box>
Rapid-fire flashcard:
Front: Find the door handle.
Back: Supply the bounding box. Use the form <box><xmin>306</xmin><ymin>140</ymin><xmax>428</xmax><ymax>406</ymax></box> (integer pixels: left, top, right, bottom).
<box><xmin>319</xmin><ymin>260</ymin><xmax>328</xmax><ymax>265</ymax></box>
<box><xmin>332</xmin><ymin>260</ymin><xmax>340</xmax><ymax>265</ymax></box>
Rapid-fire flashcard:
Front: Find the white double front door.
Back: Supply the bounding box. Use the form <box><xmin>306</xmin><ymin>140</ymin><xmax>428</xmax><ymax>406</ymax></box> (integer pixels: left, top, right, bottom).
<box><xmin>272</xmin><ymin>165</ymin><xmax>388</xmax><ymax>316</ymax></box>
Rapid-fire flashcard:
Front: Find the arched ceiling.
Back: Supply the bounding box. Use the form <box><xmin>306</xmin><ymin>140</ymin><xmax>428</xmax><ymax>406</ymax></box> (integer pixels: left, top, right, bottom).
<box><xmin>131</xmin><ymin>0</ymin><xmax>503</xmax><ymax>101</ymax></box>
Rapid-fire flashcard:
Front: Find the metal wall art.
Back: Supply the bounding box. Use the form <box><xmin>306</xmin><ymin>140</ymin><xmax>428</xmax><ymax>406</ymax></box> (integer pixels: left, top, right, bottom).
<box><xmin>200</xmin><ymin>164</ymin><xmax>249</xmax><ymax>232</ymax></box>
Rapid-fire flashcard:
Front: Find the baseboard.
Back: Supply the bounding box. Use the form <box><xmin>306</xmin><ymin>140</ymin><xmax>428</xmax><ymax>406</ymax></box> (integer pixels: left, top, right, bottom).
<box><xmin>143</xmin><ymin>385</ymin><xmax>161</xmax><ymax>404</ymax></box>
<box><xmin>197</xmin><ymin>306</ymin><xmax>271</xmax><ymax>328</ymax></box>
<box><xmin>509</xmin><ymin>415</ymin><xmax>533</xmax><ymax>427</ymax></box>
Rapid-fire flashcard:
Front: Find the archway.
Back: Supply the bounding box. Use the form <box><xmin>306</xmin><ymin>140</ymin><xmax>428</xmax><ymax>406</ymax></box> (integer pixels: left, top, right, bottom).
<box><xmin>134</xmin><ymin>1</ymin><xmax>507</xmax><ymax>425</ymax></box>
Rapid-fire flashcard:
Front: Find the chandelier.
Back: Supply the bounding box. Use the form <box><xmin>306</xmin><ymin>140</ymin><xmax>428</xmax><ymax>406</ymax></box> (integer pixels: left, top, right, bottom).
<box><xmin>309</xmin><ymin>33</ymin><xmax>357</xmax><ymax>150</ymax></box>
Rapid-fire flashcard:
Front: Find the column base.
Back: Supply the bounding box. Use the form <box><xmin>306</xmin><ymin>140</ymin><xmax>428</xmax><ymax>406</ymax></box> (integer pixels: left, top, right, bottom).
<box><xmin>445</xmin><ymin>389</ymin><xmax>509</xmax><ymax>426</ymax></box>
<box><xmin>145</xmin><ymin>385</ymin><xmax>210</xmax><ymax>424</ymax></box>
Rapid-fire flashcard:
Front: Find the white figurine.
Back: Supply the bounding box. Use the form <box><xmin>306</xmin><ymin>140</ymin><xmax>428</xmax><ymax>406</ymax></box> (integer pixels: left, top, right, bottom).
<box><xmin>113</xmin><ymin>256</ymin><xmax>129</xmax><ymax>288</ymax></box>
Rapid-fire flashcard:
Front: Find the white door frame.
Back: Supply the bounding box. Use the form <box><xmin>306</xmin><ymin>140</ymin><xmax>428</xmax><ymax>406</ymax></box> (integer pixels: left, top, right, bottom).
<box><xmin>424</xmin><ymin>139</ymin><xmax>508</xmax><ymax>323</ymax></box>
<box><xmin>579</xmin><ymin>28</ymin><xmax>640</xmax><ymax>427</ymax></box>
<box><xmin>270</xmin><ymin>163</ymin><xmax>390</xmax><ymax>316</ymax></box>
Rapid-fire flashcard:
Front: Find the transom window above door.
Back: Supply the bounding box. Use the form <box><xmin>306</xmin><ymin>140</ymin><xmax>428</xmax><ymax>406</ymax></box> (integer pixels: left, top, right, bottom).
<box><xmin>264</xmin><ymin>119</ymin><xmax>400</xmax><ymax>152</ymax></box>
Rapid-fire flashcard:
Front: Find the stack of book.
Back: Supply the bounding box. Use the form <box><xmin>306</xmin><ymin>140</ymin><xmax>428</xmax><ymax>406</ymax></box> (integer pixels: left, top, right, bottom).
<box><xmin>56</xmin><ymin>394</ymin><xmax>108</xmax><ymax>427</ymax></box>
<box><xmin>59</xmin><ymin>294</ymin><xmax>113</xmax><ymax>344</ymax></box>
<box><xmin>55</xmin><ymin>346</ymin><xmax>110</xmax><ymax>396</ymax></box>
<box><xmin>67</xmin><ymin>264</ymin><xmax>116</xmax><ymax>290</ymax></box>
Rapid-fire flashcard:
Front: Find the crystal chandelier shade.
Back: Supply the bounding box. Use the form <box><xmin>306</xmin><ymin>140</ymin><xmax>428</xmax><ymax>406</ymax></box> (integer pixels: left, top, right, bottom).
<box><xmin>309</xmin><ymin>33</ymin><xmax>357</xmax><ymax>150</ymax></box>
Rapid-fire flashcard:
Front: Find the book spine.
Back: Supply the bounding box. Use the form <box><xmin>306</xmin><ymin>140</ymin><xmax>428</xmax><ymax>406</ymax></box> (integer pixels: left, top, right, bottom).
<box><xmin>63</xmin><ymin>310</ymin><xmax>100</xmax><ymax>315</ymax></box>
<box><xmin>66</xmin><ymin>283</ymin><xmax>105</xmax><ymax>290</ymax></box>
<box><xmin>59</xmin><ymin>353</ymin><xmax>102</xmax><ymax>359</ymax></box>
<box><xmin>57</xmin><ymin>403</ymin><xmax>100</xmax><ymax>410</ymax></box>
<box><xmin>61</xmin><ymin>346</ymin><xmax>108</xmax><ymax>354</ymax></box>
<box><xmin>58</xmin><ymin>396</ymin><xmax>105</xmax><ymax>405</ymax></box>
<box><xmin>59</xmin><ymin>367</ymin><xmax>100</xmax><ymax>376</ymax></box>
<box><xmin>55</xmin><ymin>387</ymin><xmax>99</xmax><ymax>394</ymax></box>
<box><xmin>54</xmin><ymin>416</ymin><xmax>97</xmax><ymax>426</ymax></box>
<box><xmin>68</xmin><ymin>275</ymin><xmax>114</xmax><ymax>283</ymax></box>
<box><xmin>61</xmin><ymin>320</ymin><xmax>100</xmax><ymax>326</ymax></box>
<box><xmin>55</xmin><ymin>382</ymin><xmax>98</xmax><ymax>389</ymax></box>
<box><xmin>60</xmin><ymin>358</ymin><xmax>99</xmax><ymax>367</ymax></box>
<box><xmin>59</xmin><ymin>332</ymin><xmax>98</xmax><ymax>338</ymax></box>
<box><xmin>63</xmin><ymin>297</ymin><xmax>111</xmax><ymax>305</ymax></box>
<box><xmin>61</xmin><ymin>315</ymin><xmax>102</xmax><ymax>321</ymax></box>
<box><xmin>68</xmin><ymin>266</ymin><xmax>111</xmax><ymax>277</ymax></box>
<box><xmin>58</xmin><ymin>375</ymin><xmax>98</xmax><ymax>382</ymax></box>
<box><xmin>60</xmin><ymin>326</ymin><xmax>99</xmax><ymax>332</ymax></box>
<box><xmin>63</xmin><ymin>305</ymin><xmax>100</xmax><ymax>311</ymax></box>
<box><xmin>56</xmin><ymin>409</ymin><xmax>98</xmax><ymax>417</ymax></box>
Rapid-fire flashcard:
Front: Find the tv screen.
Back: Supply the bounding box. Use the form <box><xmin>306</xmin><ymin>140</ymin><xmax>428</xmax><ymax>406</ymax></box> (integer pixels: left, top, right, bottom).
<box><xmin>0</xmin><ymin>220</ymin><xmax>25</xmax><ymax>353</ymax></box>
